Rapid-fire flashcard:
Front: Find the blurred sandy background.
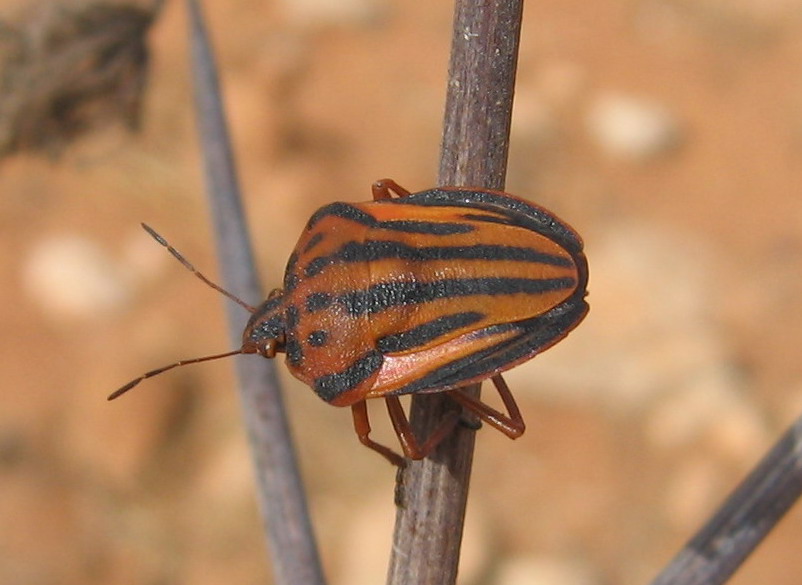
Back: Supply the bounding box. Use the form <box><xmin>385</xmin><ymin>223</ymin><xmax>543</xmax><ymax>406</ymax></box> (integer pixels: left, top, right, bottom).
<box><xmin>2</xmin><ymin>0</ymin><xmax>802</xmax><ymax>584</ymax></box>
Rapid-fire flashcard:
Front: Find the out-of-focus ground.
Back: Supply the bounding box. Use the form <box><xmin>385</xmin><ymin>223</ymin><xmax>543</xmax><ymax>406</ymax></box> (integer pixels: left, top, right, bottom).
<box><xmin>2</xmin><ymin>0</ymin><xmax>802</xmax><ymax>584</ymax></box>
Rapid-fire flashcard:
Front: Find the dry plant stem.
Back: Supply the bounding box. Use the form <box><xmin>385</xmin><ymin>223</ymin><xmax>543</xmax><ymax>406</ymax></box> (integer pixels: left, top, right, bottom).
<box><xmin>387</xmin><ymin>1</ymin><xmax>523</xmax><ymax>584</ymax></box>
<box><xmin>650</xmin><ymin>414</ymin><xmax>802</xmax><ymax>585</ymax></box>
<box><xmin>186</xmin><ymin>2</ymin><xmax>325</xmax><ymax>584</ymax></box>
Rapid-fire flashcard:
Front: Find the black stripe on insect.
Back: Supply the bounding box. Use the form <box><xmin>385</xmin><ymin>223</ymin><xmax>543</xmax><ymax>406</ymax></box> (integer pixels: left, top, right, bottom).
<box><xmin>340</xmin><ymin>276</ymin><xmax>577</xmax><ymax>316</ymax></box>
<box><xmin>305</xmin><ymin>202</ymin><xmax>474</xmax><ymax>236</ymax></box>
<box><xmin>376</xmin><ymin>311</ymin><xmax>486</xmax><ymax>354</ymax></box>
<box><xmin>303</xmin><ymin>240</ymin><xmax>574</xmax><ymax>277</ymax></box>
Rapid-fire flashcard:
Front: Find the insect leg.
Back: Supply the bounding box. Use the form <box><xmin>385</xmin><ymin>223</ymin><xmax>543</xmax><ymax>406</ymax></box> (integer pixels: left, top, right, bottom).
<box><xmin>371</xmin><ymin>179</ymin><xmax>411</xmax><ymax>200</ymax></box>
<box><xmin>351</xmin><ymin>401</ymin><xmax>406</xmax><ymax>467</ymax></box>
<box><xmin>446</xmin><ymin>375</ymin><xmax>526</xmax><ymax>439</ymax></box>
<box><xmin>385</xmin><ymin>396</ymin><xmax>461</xmax><ymax>460</ymax></box>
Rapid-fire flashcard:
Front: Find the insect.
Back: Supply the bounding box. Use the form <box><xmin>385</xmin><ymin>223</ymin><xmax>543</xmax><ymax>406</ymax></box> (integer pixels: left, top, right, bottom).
<box><xmin>111</xmin><ymin>179</ymin><xmax>589</xmax><ymax>466</ymax></box>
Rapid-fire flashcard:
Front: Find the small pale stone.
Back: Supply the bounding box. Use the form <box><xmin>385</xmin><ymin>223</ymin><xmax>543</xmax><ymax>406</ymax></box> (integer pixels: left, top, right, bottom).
<box><xmin>586</xmin><ymin>92</ymin><xmax>680</xmax><ymax>160</ymax></box>
<box><xmin>279</xmin><ymin>0</ymin><xmax>384</xmax><ymax>27</ymax></box>
<box><xmin>23</xmin><ymin>234</ymin><xmax>131</xmax><ymax>321</ymax></box>
<box><xmin>495</xmin><ymin>555</ymin><xmax>600</xmax><ymax>585</ymax></box>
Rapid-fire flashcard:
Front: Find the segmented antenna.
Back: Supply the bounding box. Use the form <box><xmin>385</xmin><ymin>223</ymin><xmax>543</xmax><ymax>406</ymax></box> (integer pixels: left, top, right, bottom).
<box><xmin>108</xmin><ymin>349</ymin><xmax>246</xmax><ymax>400</ymax></box>
<box><xmin>141</xmin><ymin>223</ymin><xmax>256</xmax><ymax>313</ymax></box>
<box><xmin>109</xmin><ymin>225</ymin><xmax>260</xmax><ymax>400</ymax></box>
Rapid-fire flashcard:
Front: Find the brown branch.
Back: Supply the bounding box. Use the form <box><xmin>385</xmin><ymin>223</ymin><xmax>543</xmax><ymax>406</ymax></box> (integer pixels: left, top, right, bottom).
<box><xmin>186</xmin><ymin>2</ymin><xmax>325</xmax><ymax>584</ymax></box>
<box><xmin>649</xmin><ymin>414</ymin><xmax>802</xmax><ymax>585</ymax></box>
<box><xmin>386</xmin><ymin>1</ymin><xmax>524</xmax><ymax>584</ymax></box>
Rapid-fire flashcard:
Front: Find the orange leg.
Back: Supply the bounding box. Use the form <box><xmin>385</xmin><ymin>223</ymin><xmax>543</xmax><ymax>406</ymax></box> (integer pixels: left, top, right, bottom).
<box><xmin>351</xmin><ymin>401</ymin><xmax>406</xmax><ymax>467</ymax></box>
<box><xmin>352</xmin><ymin>377</ymin><xmax>522</xmax><ymax>465</ymax></box>
<box><xmin>372</xmin><ymin>178</ymin><xmax>411</xmax><ymax>200</ymax></box>
<box><xmin>385</xmin><ymin>396</ymin><xmax>461</xmax><ymax>460</ymax></box>
<box><xmin>447</xmin><ymin>375</ymin><xmax>526</xmax><ymax>439</ymax></box>
<box><xmin>350</xmin><ymin>397</ymin><xmax>464</xmax><ymax>466</ymax></box>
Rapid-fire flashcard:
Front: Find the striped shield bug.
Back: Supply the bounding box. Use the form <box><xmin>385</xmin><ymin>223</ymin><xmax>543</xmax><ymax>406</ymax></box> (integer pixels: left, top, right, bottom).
<box><xmin>110</xmin><ymin>179</ymin><xmax>589</xmax><ymax>466</ymax></box>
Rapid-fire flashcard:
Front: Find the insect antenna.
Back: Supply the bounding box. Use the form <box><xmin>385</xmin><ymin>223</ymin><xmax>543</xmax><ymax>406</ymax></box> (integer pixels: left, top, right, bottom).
<box><xmin>141</xmin><ymin>223</ymin><xmax>257</xmax><ymax>313</ymax></box>
<box><xmin>108</xmin><ymin>348</ymin><xmax>245</xmax><ymax>400</ymax></box>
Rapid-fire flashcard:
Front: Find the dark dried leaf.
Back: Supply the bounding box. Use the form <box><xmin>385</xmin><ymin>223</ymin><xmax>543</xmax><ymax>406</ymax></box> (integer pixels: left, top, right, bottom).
<box><xmin>0</xmin><ymin>1</ymin><xmax>161</xmax><ymax>158</ymax></box>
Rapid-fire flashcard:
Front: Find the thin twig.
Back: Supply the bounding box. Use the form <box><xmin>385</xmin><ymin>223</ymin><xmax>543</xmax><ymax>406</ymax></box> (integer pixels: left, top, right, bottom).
<box><xmin>186</xmin><ymin>2</ymin><xmax>325</xmax><ymax>584</ymax></box>
<box><xmin>387</xmin><ymin>1</ymin><xmax>524</xmax><ymax>584</ymax></box>
<box><xmin>650</xmin><ymin>414</ymin><xmax>802</xmax><ymax>585</ymax></box>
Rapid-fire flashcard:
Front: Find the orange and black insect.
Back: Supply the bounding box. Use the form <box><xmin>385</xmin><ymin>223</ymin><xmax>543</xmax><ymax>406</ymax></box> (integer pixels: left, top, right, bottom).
<box><xmin>111</xmin><ymin>179</ymin><xmax>589</xmax><ymax>466</ymax></box>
